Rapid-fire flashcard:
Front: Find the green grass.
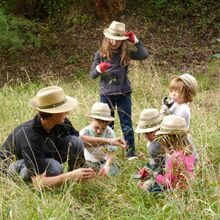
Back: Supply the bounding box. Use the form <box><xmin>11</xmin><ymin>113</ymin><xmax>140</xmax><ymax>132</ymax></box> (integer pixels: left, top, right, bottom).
<box><xmin>0</xmin><ymin>61</ymin><xmax>219</xmax><ymax>219</ymax></box>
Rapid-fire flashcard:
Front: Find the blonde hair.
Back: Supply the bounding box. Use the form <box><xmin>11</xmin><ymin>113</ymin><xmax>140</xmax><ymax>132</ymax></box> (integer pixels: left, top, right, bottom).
<box><xmin>99</xmin><ymin>37</ymin><xmax>130</xmax><ymax>67</ymax></box>
<box><xmin>169</xmin><ymin>77</ymin><xmax>194</xmax><ymax>102</ymax></box>
<box><xmin>158</xmin><ymin>134</ymin><xmax>192</xmax><ymax>155</ymax></box>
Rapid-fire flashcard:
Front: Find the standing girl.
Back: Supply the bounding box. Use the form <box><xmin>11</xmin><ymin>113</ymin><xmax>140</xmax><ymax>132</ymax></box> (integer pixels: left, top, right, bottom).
<box><xmin>90</xmin><ymin>21</ymin><xmax>149</xmax><ymax>158</ymax></box>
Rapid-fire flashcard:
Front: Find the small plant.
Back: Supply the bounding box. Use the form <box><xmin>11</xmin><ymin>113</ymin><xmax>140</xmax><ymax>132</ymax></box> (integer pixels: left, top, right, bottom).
<box><xmin>0</xmin><ymin>8</ymin><xmax>40</xmax><ymax>50</ymax></box>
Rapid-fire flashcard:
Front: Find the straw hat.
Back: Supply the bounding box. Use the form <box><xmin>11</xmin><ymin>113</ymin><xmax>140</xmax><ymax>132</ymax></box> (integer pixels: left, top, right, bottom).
<box><xmin>135</xmin><ymin>109</ymin><xmax>164</xmax><ymax>133</ymax></box>
<box><xmin>173</xmin><ymin>73</ymin><xmax>198</xmax><ymax>97</ymax></box>
<box><xmin>89</xmin><ymin>102</ymin><xmax>115</xmax><ymax>121</ymax></box>
<box><xmin>29</xmin><ymin>86</ymin><xmax>78</xmax><ymax>113</ymax></box>
<box><xmin>155</xmin><ymin>115</ymin><xmax>189</xmax><ymax>135</ymax></box>
<box><xmin>103</xmin><ymin>21</ymin><xmax>129</xmax><ymax>41</ymax></box>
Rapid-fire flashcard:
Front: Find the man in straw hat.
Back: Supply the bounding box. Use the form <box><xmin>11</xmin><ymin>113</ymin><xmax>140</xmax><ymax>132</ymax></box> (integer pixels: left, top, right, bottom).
<box><xmin>80</xmin><ymin>102</ymin><xmax>126</xmax><ymax>176</ymax></box>
<box><xmin>1</xmin><ymin>86</ymin><xmax>97</xmax><ymax>189</ymax></box>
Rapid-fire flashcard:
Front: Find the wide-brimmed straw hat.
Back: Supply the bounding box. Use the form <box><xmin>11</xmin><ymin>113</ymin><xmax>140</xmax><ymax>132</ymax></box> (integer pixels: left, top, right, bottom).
<box><xmin>135</xmin><ymin>108</ymin><xmax>164</xmax><ymax>133</ymax></box>
<box><xmin>172</xmin><ymin>73</ymin><xmax>198</xmax><ymax>97</ymax></box>
<box><xmin>29</xmin><ymin>86</ymin><xmax>78</xmax><ymax>113</ymax></box>
<box><xmin>155</xmin><ymin>115</ymin><xmax>189</xmax><ymax>135</ymax></box>
<box><xmin>103</xmin><ymin>21</ymin><xmax>129</xmax><ymax>41</ymax></box>
<box><xmin>89</xmin><ymin>102</ymin><xmax>115</xmax><ymax>122</ymax></box>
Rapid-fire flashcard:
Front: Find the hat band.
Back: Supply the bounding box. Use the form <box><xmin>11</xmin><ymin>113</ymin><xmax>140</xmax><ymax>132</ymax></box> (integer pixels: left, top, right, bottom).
<box><xmin>160</xmin><ymin>127</ymin><xmax>185</xmax><ymax>133</ymax></box>
<box><xmin>38</xmin><ymin>98</ymin><xmax>67</xmax><ymax>109</ymax></box>
<box><xmin>139</xmin><ymin>120</ymin><xmax>161</xmax><ymax>129</ymax></box>
<box><xmin>91</xmin><ymin>111</ymin><xmax>111</xmax><ymax>118</ymax></box>
<box><xmin>108</xmin><ymin>29</ymin><xmax>125</xmax><ymax>37</ymax></box>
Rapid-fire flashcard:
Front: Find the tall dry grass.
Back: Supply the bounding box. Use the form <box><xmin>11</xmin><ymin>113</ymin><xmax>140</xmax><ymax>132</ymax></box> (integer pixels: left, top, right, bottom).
<box><xmin>0</xmin><ymin>60</ymin><xmax>219</xmax><ymax>219</ymax></box>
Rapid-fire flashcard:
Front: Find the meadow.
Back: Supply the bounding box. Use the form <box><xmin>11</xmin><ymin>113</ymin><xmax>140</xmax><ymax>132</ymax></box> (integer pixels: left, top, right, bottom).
<box><xmin>0</xmin><ymin>59</ymin><xmax>219</xmax><ymax>219</ymax></box>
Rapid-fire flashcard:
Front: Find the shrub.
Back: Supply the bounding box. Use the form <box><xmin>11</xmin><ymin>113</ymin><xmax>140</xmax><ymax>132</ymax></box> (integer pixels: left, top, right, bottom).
<box><xmin>0</xmin><ymin>8</ymin><xmax>40</xmax><ymax>50</ymax></box>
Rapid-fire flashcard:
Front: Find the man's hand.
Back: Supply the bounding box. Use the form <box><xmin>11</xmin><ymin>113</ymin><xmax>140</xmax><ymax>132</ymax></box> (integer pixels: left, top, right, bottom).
<box><xmin>110</xmin><ymin>137</ymin><xmax>127</xmax><ymax>149</ymax></box>
<box><xmin>96</xmin><ymin>62</ymin><xmax>111</xmax><ymax>73</ymax></box>
<box><xmin>68</xmin><ymin>168</ymin><xmax>96</xmax><ymax>182</ymax></box>
<box><xmin>124</xmin><ymin>31</ymin><xmax>139</xmax><ymax>44</ymax></box>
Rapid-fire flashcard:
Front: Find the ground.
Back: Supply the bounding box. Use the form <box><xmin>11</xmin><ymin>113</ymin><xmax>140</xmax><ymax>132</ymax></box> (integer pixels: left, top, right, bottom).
<box><xmin>0</xmin><ymin>11</ymin><xmax>219</xmax><ymax>87</ymax></box>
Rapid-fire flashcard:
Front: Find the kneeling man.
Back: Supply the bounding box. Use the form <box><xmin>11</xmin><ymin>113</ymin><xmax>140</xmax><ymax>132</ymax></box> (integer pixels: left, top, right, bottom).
<box><xmin>1</xmin><ymin>86</ymin><xmax>95</xmax><ymax>189</ymax></box>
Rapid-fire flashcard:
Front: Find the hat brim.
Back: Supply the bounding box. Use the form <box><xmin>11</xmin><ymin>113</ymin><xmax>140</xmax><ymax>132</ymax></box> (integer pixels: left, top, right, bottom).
<box><xmin>135</xmin><ymin>124</ymin><xmax>161</xmax><ymax>134</ymax></box>
<box><xmin>103</xmin><ymin>28</ymin><xmax>129</xmax><ymax>41</ymax></box>
<box><xmin>171</xmin><ymin>75</ymin><xmax>188</xmax><ymax>84</ymax></box>
<box><xmin>171</xmin><ymin>75</ymin><xmax>194</xmax><ymax>90</ymax></box>
<box><xmin>29</xmin><ymin>95</ymin><xmax>79</xmax><ymax>113</ymax></box>
<box><xmin>89</xmin><ymin>114</ymin><xmax>115</xmax><ymax>122</ymax></box>
<box><xmin>155</xmin><ymin>129</ymin><xmax>189</xmax><ymax>136</ymax></box>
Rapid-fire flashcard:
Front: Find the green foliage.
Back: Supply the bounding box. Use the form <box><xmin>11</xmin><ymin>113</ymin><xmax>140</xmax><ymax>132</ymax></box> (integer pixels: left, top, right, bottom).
<box><xmin>0</xmin><ymin>8</ymin><xmax>40</xmax><ymax>50</ymax></box>
<box><xmin>127</xmin><ymin>0</ymin><xmax>220</xmax><ymax>33</ymax></box>
<box><xmin>39</xmin><ymin>0</ymin><xmax>67</xmax><ymax>16</ymax></box>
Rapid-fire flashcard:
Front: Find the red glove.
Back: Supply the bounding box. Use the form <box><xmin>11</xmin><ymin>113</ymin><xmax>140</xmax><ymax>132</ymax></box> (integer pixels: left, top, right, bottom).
<box><xmin>97</xmin><ymin>62</ymin><xmax>111</xmax><ymax>73</ymax></box>
<box><xmin>124</xmin><ymin>31</ymin><xmax>138</xmax><ymax>44</ymax></box>
<box><xmin>139</xmin><ymin>167</ymin><xmax>150</xmax><ymax>180</ymax></box>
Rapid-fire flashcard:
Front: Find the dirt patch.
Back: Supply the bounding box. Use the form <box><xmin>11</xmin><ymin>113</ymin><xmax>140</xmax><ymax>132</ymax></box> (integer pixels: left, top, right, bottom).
<box><xmin>0</xmin><ymin>13</ymin><xmax>218</xmax><ymax>87</ymax></box>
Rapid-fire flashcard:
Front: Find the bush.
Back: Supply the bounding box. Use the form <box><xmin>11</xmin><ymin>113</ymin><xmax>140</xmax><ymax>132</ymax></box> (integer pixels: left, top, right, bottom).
<box><xmin>0</xmin><ymin>8</ymin><xmax>40</xmax><ymax>50</ymax></box>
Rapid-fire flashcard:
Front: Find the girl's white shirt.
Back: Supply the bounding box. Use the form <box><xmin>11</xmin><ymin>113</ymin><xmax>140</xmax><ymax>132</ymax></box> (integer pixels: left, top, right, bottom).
<box><xmin>170</xmin><ymin>102</ymin><xmax>190</xmax><ymax>128</ymax></box>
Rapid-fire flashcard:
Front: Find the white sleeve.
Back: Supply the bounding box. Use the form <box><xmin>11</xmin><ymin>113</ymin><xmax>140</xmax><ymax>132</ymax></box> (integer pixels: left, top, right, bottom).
<box><xmin>180</xmin><ymin>111</ymin><xmax>190</xmax><ymax>128</ymax></box>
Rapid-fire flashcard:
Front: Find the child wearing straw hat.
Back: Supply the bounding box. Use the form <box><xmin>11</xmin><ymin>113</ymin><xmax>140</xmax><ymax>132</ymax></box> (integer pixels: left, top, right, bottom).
<box><xmin>135</xmin><ymin>109</ymin><xmax>164</xmax><ymax>170</ymax></box>
<box><xmin>80</xmin><ymin>102</ymin><xmax>126</xmax><ymax>176</ymax></box>
<box><xmin>161</xmin><ymin>73</ymin><xmax>198</xmax><ymax>128</ymax></box>
<box><xmin>90</xmin><ymin>21</ymin><xmax>149</xmax><ymax>159</ymax></box>
<box><xmin>138</xmin><ymin>115</ymin><xmax>196</xmax><ymax>192</ymax></box>
<box><xmin>161</xmin><ymin>73</ymin><xmax>199</xmax><ymax>161</ymax></box>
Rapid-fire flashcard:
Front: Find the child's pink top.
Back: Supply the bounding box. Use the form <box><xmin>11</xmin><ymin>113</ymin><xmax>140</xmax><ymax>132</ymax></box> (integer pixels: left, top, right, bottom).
<box><xmin>156</xmin><ymin>150</ymin><xmax>195</xmax><ymax>189</ymax></box>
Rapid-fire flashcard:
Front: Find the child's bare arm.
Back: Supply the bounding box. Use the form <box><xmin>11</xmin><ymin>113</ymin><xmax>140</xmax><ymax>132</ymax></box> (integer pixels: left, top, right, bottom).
<box><xmin>80</xmin><ymin>135</ymin><xmax>126</xmax><ymax>149</ymax></box>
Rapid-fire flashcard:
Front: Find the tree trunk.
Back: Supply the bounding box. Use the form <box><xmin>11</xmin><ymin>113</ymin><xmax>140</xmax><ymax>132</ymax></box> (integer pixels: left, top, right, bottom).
<box><xmin>95</xmin><ymin>0</ymin><xmax>126</xmax><ymax>23</ymax></box>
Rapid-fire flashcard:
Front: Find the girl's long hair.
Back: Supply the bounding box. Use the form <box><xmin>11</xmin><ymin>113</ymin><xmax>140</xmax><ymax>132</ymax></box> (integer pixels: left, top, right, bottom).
<box><xmin>157</xmin><ymin>134</ymin><xmax>193</xmax><ymax>155</ymax></box>
<box><xmin>99</xmin><ymin>37</ymin><xmax>130</xmax><ymax>67</ymax></box>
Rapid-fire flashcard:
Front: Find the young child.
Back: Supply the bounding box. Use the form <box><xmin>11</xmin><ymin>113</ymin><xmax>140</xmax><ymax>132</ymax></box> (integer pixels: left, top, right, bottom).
<box><xmin>161</xmin><ymin>73</ymin><xmax>198</xmax><ymax>128</ymax></box>
<box><xmin>138</xmin><ymin>115</ymin><xmax>196</xmax><ymax>192</ymax></box>
<box><xmin>135</xmin><ymin>108</ymin><xmax>164</xmax><ymax>170</ymax></box>
<box><xmin>80</xmin><ymin>102</ymin><xmax>126</xmax><ymax>176</ymax></box>
<box><xmin>161</xmin><ymin>73</ymin><xmax>199</xmax><ymax>161</ymax></box>
<box><xmin>90</xmin><ymin>21</ymin><xmax>149</xmax><ymax>159</ymax></box>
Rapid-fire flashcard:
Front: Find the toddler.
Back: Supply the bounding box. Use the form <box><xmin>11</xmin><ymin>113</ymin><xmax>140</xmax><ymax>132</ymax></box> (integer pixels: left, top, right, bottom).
<box><xmin>161</xmin><ymin>73</ymin><xmax>199</xmax><ymax>160</ymax></box>
<box><xmin>161</xmin><ymin>73</ymin><xmax>198</xmax><ymax>128</ymax></box>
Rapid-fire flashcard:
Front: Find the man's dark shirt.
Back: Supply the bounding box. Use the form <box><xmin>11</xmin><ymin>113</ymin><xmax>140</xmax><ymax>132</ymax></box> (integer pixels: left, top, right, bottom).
<box><xmin>2</xmin><ymin>115</ymin><xmax>79</xmax><ymax>175</ymax></box>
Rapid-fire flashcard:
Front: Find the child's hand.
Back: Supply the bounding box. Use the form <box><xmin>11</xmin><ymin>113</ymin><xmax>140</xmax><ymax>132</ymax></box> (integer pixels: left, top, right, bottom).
<box><xmin>163</xmin><ymin>97</ymin><xmax>174</xmax><ymax>108</ymax></box>
<box><xmin>110</xmin><ymin>137</ymin><xmax>127</xmax><ymax>149</ymax></box>
<box><xmin>124</xmin><ymin>31</ymin><xmax>139</xmax><ymax>44</ymax></box>
<box><xmin>160</xmin><ymin>97</ymin><xmax>174</xmax><ymax>115</ymax></box>
<box><xmin>139</xmin><ymin>167</ymin><xmax>150</xmax><ymax>180</ymax></box>
<box><xmin>96</xmin><ymin>62</ymin><xmax>111</xmax><ymax>73</ymax></box>
<box><xmin>144</xmin><ymin>166</ymin><xmax>158</xmax><ymax>178</ymax></box>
